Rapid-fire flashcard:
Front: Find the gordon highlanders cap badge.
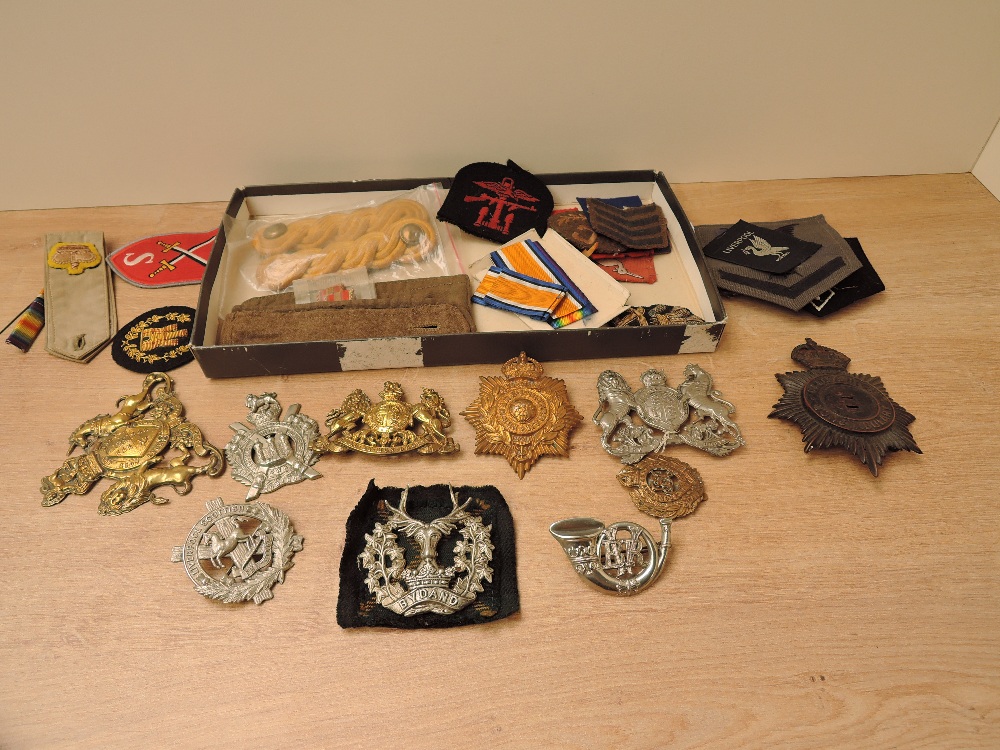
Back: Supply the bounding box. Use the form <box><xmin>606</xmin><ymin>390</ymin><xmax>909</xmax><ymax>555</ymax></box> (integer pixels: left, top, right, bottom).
<box><xmin>338</xmin><ymin>482</ymin><xmax>519</xmax><ymax>628</ymax></box>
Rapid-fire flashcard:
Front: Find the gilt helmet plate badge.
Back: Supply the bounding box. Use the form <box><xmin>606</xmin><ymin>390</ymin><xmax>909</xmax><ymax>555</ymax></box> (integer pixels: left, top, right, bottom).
<box><xmin>594</xmin><ymin>364</ymin><xmax>744</xmax><ymax>464</ymax></box>
<box><xmin>171</xmin><ymin>498</ymin><xmax>303</xmax><ymax>604</ymax></box>
<box><xmin>769</xmin><ymin>339</ymin><xmax>921</xmax><ymax>475</ymax></box>
<box><xmin>40</xmin><ymin>372</ymin><xmax>224</xmax><ymax>515</ymax></box>
<box><xmin>311</xmin><ymin>381</ymin><xmax>459</xmax><ymax>457</ymax></box>
<box><xmin>461</xmin><ymin>352</ymin><xmax>582</xmax><ymax>478</ymax></box>
<box><xmin>226</xmin><ymin>393</ymin><xmax>322</xmax><ymax>500</ymax></box>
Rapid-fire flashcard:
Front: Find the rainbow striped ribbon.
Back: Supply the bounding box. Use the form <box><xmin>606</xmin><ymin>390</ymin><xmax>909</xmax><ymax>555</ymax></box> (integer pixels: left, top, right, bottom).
<box><xmin>5</xmin><ymin>291</ymin><xmax>45</xmax><ymax>352</ymax></box>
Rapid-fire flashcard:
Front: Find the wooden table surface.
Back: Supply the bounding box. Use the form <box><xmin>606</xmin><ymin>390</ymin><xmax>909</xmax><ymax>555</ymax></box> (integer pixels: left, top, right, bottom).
<box><xmin>1</xmin><ymin>174</ymin><xmax>997</xmax><ymax>749</ymax></box>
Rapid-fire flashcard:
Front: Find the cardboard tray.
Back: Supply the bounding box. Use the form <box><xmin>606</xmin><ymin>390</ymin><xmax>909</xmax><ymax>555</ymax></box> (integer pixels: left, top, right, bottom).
<box><xmin>191</xmin><ymin>170</ymin><xmax>726</xmax><ymax>377</ymax></box>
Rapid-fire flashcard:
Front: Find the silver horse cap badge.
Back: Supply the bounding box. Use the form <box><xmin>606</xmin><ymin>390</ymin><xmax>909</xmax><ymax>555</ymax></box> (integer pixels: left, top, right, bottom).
<box><xmin>171</xmin><ymin>498</ymin><xmax>303</xmax><ymax>604</ymax></box>
<box><xmin>594</xmin><ymin>364</ymin><xmax>744</xmax><ymax>464</ymax></box>
<box><xmin>225</xmin><ymin>393</ymin><xmax>322</xmax><ymax>500</ymax></box>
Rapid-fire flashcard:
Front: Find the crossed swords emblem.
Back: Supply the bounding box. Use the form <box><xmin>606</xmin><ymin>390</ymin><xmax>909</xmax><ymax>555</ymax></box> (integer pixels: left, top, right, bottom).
<box><xmin>149</xmin><ymin>237</ymin><xmax>213</xmax><ymax>279</ymax></box>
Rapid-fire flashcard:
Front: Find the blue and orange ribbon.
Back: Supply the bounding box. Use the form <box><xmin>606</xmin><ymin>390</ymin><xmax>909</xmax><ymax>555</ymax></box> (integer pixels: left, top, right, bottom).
<box><xmin>472</xmin><ymin>239</ymin><xmax>596</xmax><ymax>328</ymax></box>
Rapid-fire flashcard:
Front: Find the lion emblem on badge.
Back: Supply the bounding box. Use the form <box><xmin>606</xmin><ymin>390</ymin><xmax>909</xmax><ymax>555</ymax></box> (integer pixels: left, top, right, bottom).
<box><xmin>311</xmin><ymin>381</ymin><xmax>458</xmax><ymax>456</ymax></box>
<box><xmin>41</xmin><ymin>372</ymin><xmax>224</xmax><ymax>515</ymax></box>
<box><xmin>594</xmin><ymin>364</ymin><xmax>744</xmax><ymax>464</ymax></box>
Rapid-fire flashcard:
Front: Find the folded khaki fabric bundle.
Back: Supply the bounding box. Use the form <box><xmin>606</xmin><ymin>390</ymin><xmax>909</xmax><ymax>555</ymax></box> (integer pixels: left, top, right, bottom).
<box><xmin>217</xmin><ymin>275</ymin><xmax>475</xmax><ymax>345</ymax></box>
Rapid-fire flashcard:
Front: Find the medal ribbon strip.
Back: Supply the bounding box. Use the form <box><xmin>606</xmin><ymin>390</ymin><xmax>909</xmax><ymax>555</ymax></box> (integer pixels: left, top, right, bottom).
<box><xmin>472</xmin><ymin>239</ymin><xmax>596</xmax><ymax>328</ymax></box>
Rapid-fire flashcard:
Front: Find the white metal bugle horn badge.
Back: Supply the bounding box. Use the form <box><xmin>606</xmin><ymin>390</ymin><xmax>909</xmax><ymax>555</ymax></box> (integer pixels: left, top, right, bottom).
<box><xmin>551</xmin><ymin>456</ymin><xmax>707</xmax><ymax>596</ymax></box>
<box><xmin>550</xmin><ymin>517</ymin><xmax>671</xmax><ymax>596</ymax></box>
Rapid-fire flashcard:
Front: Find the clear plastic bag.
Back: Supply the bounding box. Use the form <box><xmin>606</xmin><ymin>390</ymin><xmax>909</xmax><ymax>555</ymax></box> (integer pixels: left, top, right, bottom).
<box><xmin>291</xmin><ymin>267</ymin><xmax>376</xmax><ymax>304</ymax></box>
<box><xmin>243</xmin><ymin>184</ymin><xmax>461</xmax><ymax>292</ymax></box>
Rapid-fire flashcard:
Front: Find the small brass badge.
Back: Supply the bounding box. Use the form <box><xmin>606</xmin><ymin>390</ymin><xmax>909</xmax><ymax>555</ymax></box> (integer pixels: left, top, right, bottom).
<box><xmin>47</xmin><ymin>241</ymin><xmax>102</xmax><ymax>274</ymax></box>
<box><xmin>226</xmin><ymin>393</ymin><xmax>322</xmax><ymax>500</ymax></box>
<box><xmin>770</xmin><ymin>339</ymin><xmax>921</xmax><ymax>475</ymax></box>
<box><xmin>617</xmin><ymin>455</ymin><xmax>706</xmax><ymax>519</ymax></box>
<box><xmin>312</xmin><ymin>381</ymin><xmax>459</xmax><ymax>456</ymax></box>
<box><xmin>461</xmin><ymin>352</ymin><xmax>582</xmax><ymax>478</ymax></box>
<box><xmin>41</xmin><ymin>372</ymin><xmax>224</xmax><ymax>515</ymax></box>
<box><xmin>171</xmin><ymin>498</ymin><xmax>303</xmax><ymax>604</ymax></box>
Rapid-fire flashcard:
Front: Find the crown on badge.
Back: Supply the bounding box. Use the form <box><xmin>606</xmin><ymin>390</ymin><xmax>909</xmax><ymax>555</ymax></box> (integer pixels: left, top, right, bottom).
<box><xmin>500</xmin><ymin>351</ymin><xmax>545</xmax><ymax>380</ymax></box>
<box><xmin>401</xmin><ymin>560</ymin><xmax>455</xmax><ymax>591</ymax></box>
<box><xmin>791</xmin><ymin>338</ymin><xmax>852</xmax><ymax>371</ymax></box>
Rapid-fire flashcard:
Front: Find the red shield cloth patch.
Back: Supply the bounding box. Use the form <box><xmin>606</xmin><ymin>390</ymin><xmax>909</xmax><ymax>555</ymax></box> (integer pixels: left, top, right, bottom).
<box><xmin>108</xmin><ymin>229</ymin><xmax>218</xmax><ymax>288</ymax></box>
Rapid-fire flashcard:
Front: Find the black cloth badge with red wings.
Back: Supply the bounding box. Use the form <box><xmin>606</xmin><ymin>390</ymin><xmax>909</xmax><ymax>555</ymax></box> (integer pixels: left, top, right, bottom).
<box><xmin>437</xmin><ymin>160</ymin><xmax>554</xmax><ymax>243</ymax></box>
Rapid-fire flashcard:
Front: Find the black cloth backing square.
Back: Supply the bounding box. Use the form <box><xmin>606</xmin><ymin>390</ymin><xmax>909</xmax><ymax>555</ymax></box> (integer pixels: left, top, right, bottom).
<box><xmin>337</xmin><ymin>480</ymin><xmax>520</xmax><ymax>629</ymax></box>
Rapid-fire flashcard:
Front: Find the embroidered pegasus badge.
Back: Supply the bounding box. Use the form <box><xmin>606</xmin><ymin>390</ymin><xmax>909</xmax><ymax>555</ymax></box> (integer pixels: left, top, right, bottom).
<box><xmin>746</xmin><ymin>234</ymin><xmax>789</xmax><ymax>261</ymax></box>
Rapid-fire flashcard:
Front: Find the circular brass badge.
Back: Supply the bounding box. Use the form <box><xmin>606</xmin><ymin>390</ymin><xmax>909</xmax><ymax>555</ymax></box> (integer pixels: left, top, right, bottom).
<box><xmin>617</xmin><ymin>455</ymin><xmax>706</xmax><ymax>519</ymax></box>
<box><xmin>495</xmin><ymin>387</ymin><xmax>552</xmax><ymax>435</ymax></box>
<box><xmin>802</xmin><ymin>372</ymin><xmax>895</xmax><ymax>433</ymax></box>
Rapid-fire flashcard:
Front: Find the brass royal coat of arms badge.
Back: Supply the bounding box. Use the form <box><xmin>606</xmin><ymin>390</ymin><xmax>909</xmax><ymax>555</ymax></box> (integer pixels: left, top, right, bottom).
<box><xmin>41</xmin><ymin>372</ymin><xmax>224</xmax><ymax>515</ymax></box>
<box><xmin>311</xmin><ymin>381</ymin><xmax>458</xmax><ymax>457</ymax></box>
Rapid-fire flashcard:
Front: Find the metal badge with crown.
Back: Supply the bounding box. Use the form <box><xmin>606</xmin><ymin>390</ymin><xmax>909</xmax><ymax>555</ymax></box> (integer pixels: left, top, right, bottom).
<box><xmin>594</xmin><ymin>364</ymin><xmax>744</xmax><ymax>464</ymax></box>
<box><xmin>358</xmin><ymin>486</ymin><xmax>494</xmax><ymax>616</ymax></box>
<box><xmin>226</xmin><ymin>393</ymin><xmax>322</xmax><ymax>500</ymax></box>
<box><xmin>311</xmin><ymin>381</ymin><xmax>458</xmax><ymax>457</ymax></box>
<box><xmin>462</xmin><ymin>352</ymin><xmax>582</xmax><ymax>478</ymax></box>
<box><xmin>770</xmin><ymin>339</ymin><xmax>921</xmax><ymax>475</ymax></box>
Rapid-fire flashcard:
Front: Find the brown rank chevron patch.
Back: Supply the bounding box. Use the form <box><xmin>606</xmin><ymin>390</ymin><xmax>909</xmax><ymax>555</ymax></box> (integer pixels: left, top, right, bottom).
<box><xmin>586</xmin><ymin>200</ymin><xmax>670</xmax><ymax>251</ymax></box>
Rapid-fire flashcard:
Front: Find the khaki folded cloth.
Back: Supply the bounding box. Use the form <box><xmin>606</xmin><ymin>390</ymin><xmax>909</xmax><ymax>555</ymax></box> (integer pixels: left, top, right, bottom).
<box><xmin>217</xmin><ymin>275</ymin><xmax>475</xmax><ymax>345</ymax></box>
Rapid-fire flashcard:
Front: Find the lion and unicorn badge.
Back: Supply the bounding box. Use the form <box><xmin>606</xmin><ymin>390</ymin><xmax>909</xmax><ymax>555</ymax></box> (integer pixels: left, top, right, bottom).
<box><xmin>552</xmin><ymin>363</ymin><xmax>733</xmax><ymax>596</ymax></box>
<box><xmin>594</xmin><ymin>363</ymin><xmax>744</xmax><ymax>464</ymax></box>
<box><xmin>311</xmin><ymin>381</ymin><xmax>458</xmax><ymax>457</ymax></box>
<box><xmin>40</xmin><ymin>372</ymin><xmax>223</xmax><ymax>516</ymax></box>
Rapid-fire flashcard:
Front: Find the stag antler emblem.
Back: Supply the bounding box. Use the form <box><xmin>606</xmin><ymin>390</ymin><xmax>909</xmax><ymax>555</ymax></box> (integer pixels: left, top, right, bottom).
<box><xmin>359</xmin><ymin>486</ymin><xmax>494</xmax><ymax>616</ymax></box>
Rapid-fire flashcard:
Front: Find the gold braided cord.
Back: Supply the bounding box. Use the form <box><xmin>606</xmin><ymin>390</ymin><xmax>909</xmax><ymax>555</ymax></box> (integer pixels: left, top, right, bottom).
<box><xmin>252</xmin><ymin>199</ymin><xmax>437</xmax><ymax>290</ymax></box>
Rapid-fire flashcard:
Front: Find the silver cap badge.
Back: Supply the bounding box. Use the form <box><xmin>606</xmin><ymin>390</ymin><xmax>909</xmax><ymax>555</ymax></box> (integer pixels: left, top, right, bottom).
<box><xmin>225</xmin><ymin>393</ymin><xmax>322</xmax><ymax>500</ymax></box>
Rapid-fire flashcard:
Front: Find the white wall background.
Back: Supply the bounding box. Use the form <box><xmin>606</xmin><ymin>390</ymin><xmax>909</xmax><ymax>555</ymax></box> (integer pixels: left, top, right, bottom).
<box><xmin>2</xmin><ymin>0</ymin><xmax>1000</xmax><ymax>210</ymax></box>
